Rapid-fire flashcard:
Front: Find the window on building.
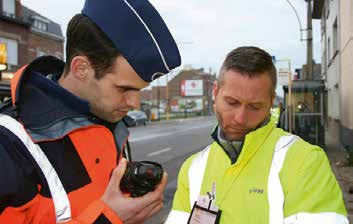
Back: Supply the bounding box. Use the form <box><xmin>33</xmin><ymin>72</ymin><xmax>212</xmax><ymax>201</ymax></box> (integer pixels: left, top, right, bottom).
<box><xmin>322</xmin><ymin>48</ymin><xmax>327</xmax><ymax>80</ymax></box>
<box><xmin>36</xmin><ymin>50</ymin><xmax>46</xmax><ymax>57</ymax></box>
<box><xmin>0</xmin><ymin>37</ymin><xmax>18</xmax><ymax>66</ymax></box>
<box><xmin>321</xmin><ymin>5</ymin><xmax>326</xmax><ymax>36</ymax></box>
<box><xmin>322</xmin><ymin>49</ymin><xmax>326</xmax><ymax>70</ymax></box>
<box><xmin>332</xmin><ymin>18</ymin><xmax>338</xmax><ymax>56</ymax></box>
<box><xmin>55</xmin><ymin>51</ymin><xmax>63</xmax><ymax>60</ymax></box>
<box><xmin>34</xmin><ymin>20</ymin><xmax>48</xmax><ymax>31</ymax></box>
<box><xmin>2</xmin><ymin>0</ymin><xmax>15</xmax><ymax>18</ymax></box>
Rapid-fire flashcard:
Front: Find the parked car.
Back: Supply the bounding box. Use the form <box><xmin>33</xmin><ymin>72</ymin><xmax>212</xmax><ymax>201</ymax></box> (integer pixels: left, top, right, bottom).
<box><xmin>0</xmin><ymin>82</ymin><xmax>10</xmax><ymax>102</ymax></box>
<box><xmin>127</xmin><ymin>110</ymin><xmax>148</xmax><ymax>127</ymax></box>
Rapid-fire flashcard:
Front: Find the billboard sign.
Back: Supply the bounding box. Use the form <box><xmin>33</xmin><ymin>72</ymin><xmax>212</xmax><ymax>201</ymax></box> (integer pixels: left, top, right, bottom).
<box><xmin>181</xmin><ymin>80</ymin><xmax>203</xmax><ymax>96</ymax></box>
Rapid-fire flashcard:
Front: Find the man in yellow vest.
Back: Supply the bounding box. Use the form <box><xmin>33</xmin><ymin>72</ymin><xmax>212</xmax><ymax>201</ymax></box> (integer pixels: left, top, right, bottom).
<box><xmin>165</xmin><ymin>46</ymin><xmax>348</xmax><ymax>224</ymax></box>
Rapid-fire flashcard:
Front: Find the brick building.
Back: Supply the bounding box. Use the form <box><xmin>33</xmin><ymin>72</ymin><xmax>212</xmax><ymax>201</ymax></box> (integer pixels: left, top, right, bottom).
<box><xmin>140</xmin><ymin>86</ymin><xmax>166</xmax><ymax>103</ymax></box>
<box><xmin>23</xmin><ymin>6</ymin><xmax>64</xmax><ymax>61</ymax></box>
<box><xmin>140</xmin><ymin>67</ymin><xmax>215</xmax><ymax>116</ymax></box>
<box><xmin>0</xmin><ymin>0</ymin><xmax>64</xmax><ymax>82</ymax></box>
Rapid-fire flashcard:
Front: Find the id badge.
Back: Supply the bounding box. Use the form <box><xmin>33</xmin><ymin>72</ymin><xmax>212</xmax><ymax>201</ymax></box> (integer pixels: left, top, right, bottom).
<box><xmin>187</xmin><ymin>202</ymin><xmax>222</xmax><ymax>224</ymax></box>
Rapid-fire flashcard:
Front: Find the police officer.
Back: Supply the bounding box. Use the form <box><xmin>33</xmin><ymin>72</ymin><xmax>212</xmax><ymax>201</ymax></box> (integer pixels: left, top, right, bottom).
<box><xmin>0</xmin><ymin>0</ymin><xmax>181</xmax><ymax>223</ymax></box>
<box><xmin>165</xmin><ymin>47</ymin><xmax>347</xmax><ymax>224</ymax></box>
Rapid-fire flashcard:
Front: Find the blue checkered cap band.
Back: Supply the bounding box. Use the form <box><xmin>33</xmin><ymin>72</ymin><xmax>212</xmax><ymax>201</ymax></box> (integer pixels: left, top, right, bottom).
<box><xmin>82</xmin><ymin>0</ymin><xmax>181</xmax><ymax>82</ymax></box>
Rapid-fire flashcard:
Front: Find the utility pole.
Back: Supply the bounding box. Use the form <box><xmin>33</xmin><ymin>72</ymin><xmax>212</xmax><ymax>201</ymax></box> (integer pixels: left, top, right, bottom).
<box><xmin>288</xmin><ymin>60</ymin><xmax>293</xmax><ymax>133</ymax></box>
<box><xmin>184</xmin><ymin>98</ymin><xmax>187</xmax><ymax>119</ymax></box>
<box><xmin>207</xmin><ymin>68</ymin><xmax>214</xmax><ymax>116</ymax></box>
<box><xmin>166</xmin><ymin>71</ymin><xmax>170</xmax><ymax>121</ymax></box>
<box><xmin>157</xmin><ymin>78</ymin><xmax>160</xmax><ymax>121</ymax></box>
<box><xmin>306</xmin><ymin>0</ymin><xmax>313</xmax><ymax>80</ymax></box>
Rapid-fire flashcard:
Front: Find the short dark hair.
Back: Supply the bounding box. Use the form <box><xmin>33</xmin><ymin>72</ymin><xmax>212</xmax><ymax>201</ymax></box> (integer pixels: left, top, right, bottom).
<box><xmin>64</xmin><ymin>14</ymin><xmax>120</xmax><ymax>79</ymax></box>
<box><xmin>218</xmin><ymin>46</ymin><xmax>277</xmax><ymax>93</ymax></box>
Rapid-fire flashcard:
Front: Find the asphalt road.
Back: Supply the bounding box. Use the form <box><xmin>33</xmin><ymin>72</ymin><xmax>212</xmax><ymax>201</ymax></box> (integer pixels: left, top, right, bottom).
<box><xmin>128</xmin><ymin>115</ymin><xmax>217</xmax><ymax>224</ymax></box>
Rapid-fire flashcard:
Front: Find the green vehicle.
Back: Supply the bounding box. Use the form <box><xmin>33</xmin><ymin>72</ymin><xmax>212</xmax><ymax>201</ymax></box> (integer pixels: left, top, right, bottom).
<box><xmin>283</xmin><ymin>80</ymin><xmax>326</xmax><ymax>148</ymax></box>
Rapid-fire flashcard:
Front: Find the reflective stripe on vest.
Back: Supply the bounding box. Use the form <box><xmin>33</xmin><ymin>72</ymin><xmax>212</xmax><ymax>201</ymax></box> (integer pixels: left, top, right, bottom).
<box><xmin>188</xmin><ymin>145</ymin><xmax>211</xmax><ymax>208</ymax></box>
<box><xmin>268</xmin><ymin>134</ymin><xmax>299</xmax><ymax>223</ymax></box>
<box><xmin>164</xmin><ymin>146</ymin><xmax>212</xmax><ymax>224</ymax></box>
<box><xmin>283</xmin><ymin>212</ymin><xmax>348</xmax><ymax>224</ymax></box>
<box><xmin>188</xmin><ymin>134</ymin><xmax>298</xmax><ymax>223</ymax></box>
<box><xmin>164</xmin><ymin>210</ymin><xmax>190</xmax><ymax>224</ymax></box>
<box><xmin>0</xmin><ymin>114</ymin><xmax>71</xmax><ymax>222</ymax></box>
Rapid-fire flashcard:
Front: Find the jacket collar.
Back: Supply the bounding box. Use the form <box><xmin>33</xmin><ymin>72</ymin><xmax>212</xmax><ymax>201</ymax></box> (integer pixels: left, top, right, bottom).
<box><xmin>9</xmin><ymin>56</ymin><xmax>130</xmax><ymax>153</ymax></box>
<box><xmin>10</xmin><ymin>56</ymin><xmax>91</xmax><ymax>130</ymax></box>
<box><xmin>212</xmin><ymin>116</ymin><xmax>272</xmax><ymax>163</ymax></box>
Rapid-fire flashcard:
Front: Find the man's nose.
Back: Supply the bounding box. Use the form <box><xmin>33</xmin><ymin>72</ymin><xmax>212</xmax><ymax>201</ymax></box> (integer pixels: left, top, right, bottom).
<box><xmin>125</xmin><ymin>92</ymin><xmax>140</xmax><ymax>110</ymax></box>
<box><xmin>234</xmin><ymin>106</ymin><xmax>247</xmax><ymax>126</ymax></box>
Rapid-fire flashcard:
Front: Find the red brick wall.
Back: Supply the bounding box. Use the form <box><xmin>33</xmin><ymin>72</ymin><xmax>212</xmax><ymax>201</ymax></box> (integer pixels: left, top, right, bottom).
<box><xmin>152</xmin><ymin>86</ymin><xmax>166</xmax><ymax>100</ymax></box>
<box><xmin>139</xmin><ymin>70</ymin><xmax>215</xmax><ymax>102</ymax></box>
<box><xmin>15</xmin><ymin>0</ymin><xmax>21</xmax><ymax>18</ymax></box>
<box><xmin>168</xmin><ymin>69</ymin><xmax>214</xmax><ymax>98</ymax></box>
<box><xmin>140</xmin><ymin>89</ymin><xmax>152</xmax><ymax>101</ymax></box>
<box><xmin>28</xmin><ymin>32</ymin><xmax>64</xmax><ymax>61</ymax></box>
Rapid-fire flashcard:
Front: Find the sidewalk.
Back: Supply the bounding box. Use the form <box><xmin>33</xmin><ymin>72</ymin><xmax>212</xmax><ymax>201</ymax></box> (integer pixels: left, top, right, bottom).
<box><xmin>325</xmin><ymin>132</ymin><xmax>353</xmax><ymax>222</ymax></box>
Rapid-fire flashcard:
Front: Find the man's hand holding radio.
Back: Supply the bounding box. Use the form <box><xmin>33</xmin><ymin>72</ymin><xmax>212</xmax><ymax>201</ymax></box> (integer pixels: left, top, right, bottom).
<box><xmin>101</xmin><ymin>158</ymin><xmax>168</xmax><ymax>224</ymax></box>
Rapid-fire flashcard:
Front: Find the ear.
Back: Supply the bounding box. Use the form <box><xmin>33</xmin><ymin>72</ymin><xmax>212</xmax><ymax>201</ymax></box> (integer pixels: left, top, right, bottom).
<box><xmin>270</xmin><ymin>91</ymin><xmax>276</xmax><ymax>108</ymax></box>
<box><xmin>70</xmin><ymin>56</ymin><xmax>92</xmax><ymax>81</ymax></box>
<box><xmin>213</xmin><ymin>80</ymin><xmax>219</xmax><ymax>98</ymax></box>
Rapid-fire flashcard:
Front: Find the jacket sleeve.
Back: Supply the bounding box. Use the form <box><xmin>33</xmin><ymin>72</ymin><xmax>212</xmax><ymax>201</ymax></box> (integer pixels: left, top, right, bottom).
<box><xmin>66</xmin><ymin>200</ymin><xmax>123</xmax><ymax>224</ymax></box>
<box><xmin>280</xmin><ymin>140</ymin><xmax>348</xmax><ymax>224</ymax></box>
<box><xmin>1</xmin><ymin>197</ymin><xmax>122</xmax><ymax>224</ymax></box>
<box><xmin>0</xmin><ymin>140</ymin><xmax>123</xmax><ymax>224</ymax></box>
<box><xmin>0</xmin><ymin>141</ymin><xmax>41</xmax><ymax>224</ymax></box>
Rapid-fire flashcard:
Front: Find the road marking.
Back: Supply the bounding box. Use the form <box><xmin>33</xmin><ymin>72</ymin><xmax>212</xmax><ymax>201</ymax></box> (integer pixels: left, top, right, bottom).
<box><xmin>147</xmin><ymin>148</ymin><xmax>172</xmax><ymax>157</ymax></box>
<box><xmin>130</xmin><ymin>123</ymin><xmax>215</xmax><ymax>142</ymax></box>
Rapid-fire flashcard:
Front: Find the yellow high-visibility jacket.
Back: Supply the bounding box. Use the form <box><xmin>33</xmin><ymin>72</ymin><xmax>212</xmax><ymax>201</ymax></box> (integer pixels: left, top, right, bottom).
<box><xmin>166</xmin><ymin>121</ymin><xmax>348</xmax><ymax>224</ymax></box>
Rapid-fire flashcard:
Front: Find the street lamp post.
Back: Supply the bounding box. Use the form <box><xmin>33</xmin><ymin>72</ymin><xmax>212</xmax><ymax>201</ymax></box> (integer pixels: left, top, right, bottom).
<box><xmin>206</xmin><ymin>73</ymin><xmax>215</xmax><ymax>116</ymax></box>
<box><xmin>184</xmin><ymin>98</ymin><xmax>187</xmax><ymax>119</ymax></box>
<box><xmin>285</xmin><ymin>0</ymin><xmax>306</xmax><ymax>41</ymax></box>
<box><xmin>157</xmin><ymin>77</ymin><xmax>160</xmax><ymax>121</ymax></box>
<box><xmin>306</xmin><ymin>0</ymin><xmax>313</xmax><ymax>80</ymax></box>
<box><xmin>166</xmin><ymin>70</ymin><xmax>171</xmax><ymax>121</ymax></box>
<box><xmin>165</xmin><ymin>41</ymin><xmax>194</xmax><ymax>121</ymax></box>
<box><xmin>285</xmin><ymin>0</ymin><xmax>313</xmax><ymax>80</ymax></box>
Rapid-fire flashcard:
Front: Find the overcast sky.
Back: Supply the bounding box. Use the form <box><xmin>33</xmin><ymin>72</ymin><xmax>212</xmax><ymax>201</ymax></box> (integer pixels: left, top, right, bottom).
<box><xmin>21</xmin><ymin>0</ymin><xmax>321</xmax><ymax>93</ymax></box>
